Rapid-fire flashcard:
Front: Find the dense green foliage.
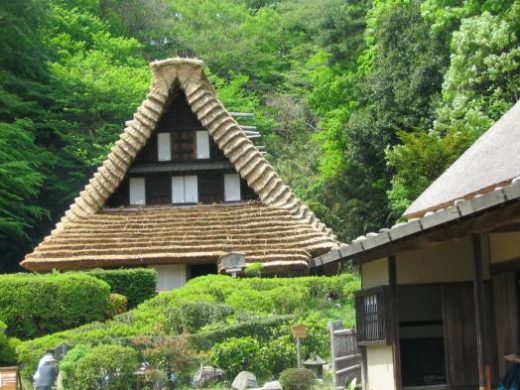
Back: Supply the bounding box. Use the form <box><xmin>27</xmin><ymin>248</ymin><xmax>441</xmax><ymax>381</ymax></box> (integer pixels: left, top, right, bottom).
<box><xmin>0</xmin><ymin>273</ymin><xmax>111</xmax><ymax>339</ymax></box>
<box><xmin>18</xmin><ymin>274</ymin><xmax>359</xmax><ymax>383</ymax></box>
<box><xmin>63</xmin><ymin>344</ymin><xmax>139</xmax><ymax>390</ymax></box>
<box><xmin>0</xmin><ymin>320</ymin><xmax>20</xmax><ymax>365</ymax></box>
<box><xmin>279</xmin><ymin>367</ymin><xmax>316</xmax><ymax>390</ymax></box>
<box><xmin>88</xmin><ymin>268</ymin><xmax>157</xmax><ymax>308</ymax></box>
<box><xmin>1</xmin><ymin>0</ymin><xmax>518</xmax><ymax>271</ymax></box>
<box><xmin>210</xmin><ymin>335</ymin><xmax>295</xmax><ymax>381</ymax></box>
<box><xmin>58</xmin><ymin>344</ymin><xmax>93</xmax><ymax>390</ymax></box>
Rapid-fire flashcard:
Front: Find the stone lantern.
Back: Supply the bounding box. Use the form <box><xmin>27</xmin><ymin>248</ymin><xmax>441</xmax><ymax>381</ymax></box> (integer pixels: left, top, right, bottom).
<box><xmin>303</xmin><ymin>355</ymin><xmax>326</xmax><ymax>378</ymax></box>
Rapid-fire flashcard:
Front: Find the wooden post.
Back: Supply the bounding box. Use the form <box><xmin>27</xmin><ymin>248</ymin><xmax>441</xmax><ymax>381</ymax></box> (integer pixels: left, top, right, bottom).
<box><xmin>471</xmin><ymin>234</ymin><xmax>492</xmax><ymax>390</ymax></box>
<box><xmin>297</xmin><ymin>338</ymin><xmax>302</xmax><ymax>368</ymax></box>
<box><xmin>388</xmin><ymin>256</ymin><xmax>402</xmax><ymax>390</ymax></box>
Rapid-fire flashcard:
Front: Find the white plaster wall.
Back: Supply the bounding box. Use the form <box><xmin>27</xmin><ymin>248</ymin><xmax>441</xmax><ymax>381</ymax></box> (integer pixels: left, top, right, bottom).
<box><xmin>151</xmin><ymin>264</ymin><xmax>187</xmax><ymax>291</ymax></box>
<box><xmin>490</xmin><ymin>232</ymin><xmax>520</xmax><ymax>263</ymax></box>
<box><xmin>361</xmin><ymin>258</ymin><xmax>389</xmax><ymax>289</ymax></box>
<box><xmin>366</xmin><ymin>344</ymin><xmax>396</xmax><ymax>390</ymax></box>
<box><xmin>396</xmin><ymin>237</ymin><xmax>474</xmax><ymax>284</ymax></box>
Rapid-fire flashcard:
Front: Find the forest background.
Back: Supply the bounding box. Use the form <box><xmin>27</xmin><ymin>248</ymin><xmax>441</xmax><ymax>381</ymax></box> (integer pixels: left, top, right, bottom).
<box><xmin>1</xmin><ymin>0</ymin><xmax>519</xmax><ymax>271</ymax></box>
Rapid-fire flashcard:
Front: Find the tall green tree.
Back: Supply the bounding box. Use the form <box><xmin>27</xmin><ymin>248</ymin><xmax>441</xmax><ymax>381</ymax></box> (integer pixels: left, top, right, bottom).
<box><xmin>387</xmin><ymin>4</ymin><xmax>520</xmax><ymax>215</ymax></box>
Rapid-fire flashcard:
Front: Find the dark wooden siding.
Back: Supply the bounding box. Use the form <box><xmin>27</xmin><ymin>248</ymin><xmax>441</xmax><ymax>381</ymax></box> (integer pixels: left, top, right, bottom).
<box><xmin>241</xmin><ymin>177</ymin><xmax>257</xmax><ymax>201</ymax></box>
<box><xmin>442</xmin><ymin>283</ymin><xmax>478</xmax><ymax>387</ymax></box>
<box><xmin>199</xmin><ymin>174</ymin><xmax>224</xmax><ymax>203</ymax></box>
<box><xmin>104</xmin><ymin>90</ymin><xmax>259</xmax><ymax>207</ymax></box>
<box><xmin>493</xmin><ymin>272</ymin><xmax>519</xmax><ymax>378</ymax></box>
<box><xmin>132</xmin><ymin>90</ymin><xmax>226</xmax><ymax>164</ymax></box>
<box><xmin>106</xmin><ymin>177</ymin><xmax>129</xmax><ymax>206</ymax></box>
<box><xmin>146</xmin><ymin>175</ymin><xmax>171</xmax><ymax>205</ymax></box>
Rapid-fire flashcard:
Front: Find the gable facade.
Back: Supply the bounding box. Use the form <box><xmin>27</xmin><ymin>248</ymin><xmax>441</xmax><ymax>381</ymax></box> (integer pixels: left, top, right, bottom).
<box><xmin>22</xmin><ymin>58</ymin><xmax>339</xmax><ymax>287</ymax></box>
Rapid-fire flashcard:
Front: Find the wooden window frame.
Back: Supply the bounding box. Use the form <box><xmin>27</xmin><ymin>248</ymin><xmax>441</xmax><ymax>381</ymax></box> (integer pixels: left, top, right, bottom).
<box><xmin>129</xmin><ymin>177</ymin><xmax>146</xmax><ymax>206</ymax></box>
<box><xmin>355</xmin><ymin>286</ymin><xmax>393</xmax><ymax>345</ymax></box>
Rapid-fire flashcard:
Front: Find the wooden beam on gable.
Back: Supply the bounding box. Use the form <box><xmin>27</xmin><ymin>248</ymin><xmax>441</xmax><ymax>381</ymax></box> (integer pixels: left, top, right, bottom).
<box><xmin>230</xmin><ymin>112</ymin><xmax>255</xmax><ymax>117</ymax></box>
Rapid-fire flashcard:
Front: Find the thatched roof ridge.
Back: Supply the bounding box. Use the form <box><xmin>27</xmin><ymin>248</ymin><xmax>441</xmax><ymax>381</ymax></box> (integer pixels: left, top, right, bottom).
<box><xmin>51</xmin><ymin>57</ymin><xmax>334</xmax><ymax>237</ymax></box>
<box><xmin>404</xmin><ymin>100</ymin><xmax>520</xmax><ymax>218</ymax></box>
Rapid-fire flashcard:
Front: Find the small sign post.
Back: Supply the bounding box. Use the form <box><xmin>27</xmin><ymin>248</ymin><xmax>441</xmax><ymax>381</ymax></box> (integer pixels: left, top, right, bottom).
<box><xmin>291</xmin><ymin>323</ymin><xmax>308</xmax><ymax>368</ymax></box>
<box><xmin>219</xmin><ymin>252</ymin><xmax>246</xmax><ymax>278</ymax></box>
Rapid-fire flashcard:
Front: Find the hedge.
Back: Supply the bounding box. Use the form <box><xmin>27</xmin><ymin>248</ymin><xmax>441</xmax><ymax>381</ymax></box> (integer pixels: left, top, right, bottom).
<box><xmin>87</xmin><ymin>268</ymin><xmax>157</xmax><ymax>308</ymax></box>
<box><xmin>18</xmin><ymin>274</ymin><xmax>360</xmax><ymax>381</ymax></box>
<box><xmin>0</xmin><ymin>273</ymin><xmax>111</xmax><ymax>339</ymax></box>
<box><xmin>189</xmin><ymin>314</ymin><xmax>293</xmax><ymax>350</ymax></box>
<box><xmin>0</xmin><ymin>320</ymin><xmax>19</xmax><ymax>365</ymax></box>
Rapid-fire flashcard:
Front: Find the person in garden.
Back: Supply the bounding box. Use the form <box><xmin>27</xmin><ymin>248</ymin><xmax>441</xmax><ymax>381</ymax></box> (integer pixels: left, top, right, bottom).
<box><xmin>33</xmin><ymin>350</ymin><xmax>58</xmax><ymax>390</ymax></box>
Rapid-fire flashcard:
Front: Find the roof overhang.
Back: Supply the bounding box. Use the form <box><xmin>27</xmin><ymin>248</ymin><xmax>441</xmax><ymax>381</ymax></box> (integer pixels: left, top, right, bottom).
<box><xmin>311</xmin><ymin>178</ymin><xmax>520</xmax><ymax>267</ymax></box>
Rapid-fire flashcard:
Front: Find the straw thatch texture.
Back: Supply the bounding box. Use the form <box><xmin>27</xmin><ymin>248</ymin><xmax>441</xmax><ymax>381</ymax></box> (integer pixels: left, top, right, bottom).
<box><xmin>21</xmin><ymin>202</ymin><xmax>336</xmax><ymax>273</ymax></box>
<box><xmin>50</xmin><ymin>57</ymin><xmax>334</xmax><ymax>238</ymax></box>
<box><xmin>405</xmin><ymin>100</ymin><xmax>520</xmax><ymax>219</ymax></box>
<box><xmin>22</xmin><ymin>57</ymin><xmax>340</xmax><ymax>274</ymax></box>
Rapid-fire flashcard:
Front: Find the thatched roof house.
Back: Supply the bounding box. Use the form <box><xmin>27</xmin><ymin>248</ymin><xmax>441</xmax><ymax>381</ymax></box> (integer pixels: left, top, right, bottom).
<box><xmin>22</xmin><ymin>58</ymin><xmax>338</xmax><ymax>288</ymax></box>
<box><xmin>405</xmin><ymin>100</ymin><xmax>520</xmax><ymax>218</ymax></box>
<box><xmin>313</xmin><ymin>100</ymin><xmax>520</xmax><ymax>390</ymax></box>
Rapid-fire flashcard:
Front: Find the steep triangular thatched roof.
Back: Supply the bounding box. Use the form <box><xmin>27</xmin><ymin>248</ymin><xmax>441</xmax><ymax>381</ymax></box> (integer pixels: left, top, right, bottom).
<box><xmin>404</xmin><ymin>100</ymin><xmax>520</xmax><ymax>219</ymax></box>
<box><xmin>22</xmin><ymin>58</ymin><xmax>338</xmax><ymax>273</ymax></box>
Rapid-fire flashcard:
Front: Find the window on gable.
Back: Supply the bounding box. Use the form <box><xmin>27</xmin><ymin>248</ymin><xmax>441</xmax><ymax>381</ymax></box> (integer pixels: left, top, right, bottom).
<box><xmin>224</xmin><ymin>173</ymin><xmax>241</xmax><ymax>202</ymax></box>
<box><xmin>129</xmin><ymin>177</ymin><xmax>146</xmax><ymax>205</ymax></box>
<box><xmin>196</xmin><ymin>130</ymin><xmax>210</xmax><ymax>159</ymax></box>
<box><xmin>172</xmin><ymin>175</ymin><xmax>198</xmax><ymax>204</ymax></box>
<box><xmin>157</xmin><ymin>133</ymin><xmax>172</xmax><ymax>161</ymax></box>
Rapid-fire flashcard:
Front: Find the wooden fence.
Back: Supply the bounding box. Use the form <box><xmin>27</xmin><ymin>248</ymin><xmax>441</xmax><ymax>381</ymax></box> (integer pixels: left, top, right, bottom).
<box><xmin>328</xmin><ymin>321</ymin><xmax>362</xmax><ymax>390</ymax></box>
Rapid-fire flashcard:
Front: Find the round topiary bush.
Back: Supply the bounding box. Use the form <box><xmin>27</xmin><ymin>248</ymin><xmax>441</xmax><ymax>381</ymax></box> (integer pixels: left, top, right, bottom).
<box><xmin>279</xmin><ymin>367</ymin><xmax>316</xmax><ymax>390</ymax></box>
<box><xmin>0</xmin><ymin>272</ymin><xmax>111</xmax><ymax>339</ymax></box>
<box><xmin>66</xmin><ymin>344</ymin><xmax>139</xmax><ymax>390</ymax></box>
<box><xmin>108</xmin><ymin>293</ymin><xmax>128</xmax><ymax>317</ymax></box>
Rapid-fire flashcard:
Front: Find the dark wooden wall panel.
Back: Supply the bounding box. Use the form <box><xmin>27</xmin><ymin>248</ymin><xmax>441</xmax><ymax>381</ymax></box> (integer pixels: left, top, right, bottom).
<box><xmin>105</xmin><ymin>177</ymin><xmax>129</xmax><ymax>207</ymax></box>
<box><xmin>493</xmin><ymin>272</ymin><xmax>519</xmax><ymax>378</ymax></box>
<box><xmin>146</xmin><ymin>175</ymin><xmax>171</xmax><ymax>205</ymax></box>
<box><xmin>104</xmin><ymin>90</ymin><xmax>260</xmax><ymax>207</ymax></box>
<box><xmin>442</xmin><ymin>283</ymin><xmax>478</xmax><ymax>387</ymax></box>
<box><xmin>199</xmin><ymin>174</ymin><xmax>224</xmax><ymax>203</ymax></box>
<box><xmin>241</xmin><ymin>177</ymin><xmax>258</xmax><ymax>201</ymax></box>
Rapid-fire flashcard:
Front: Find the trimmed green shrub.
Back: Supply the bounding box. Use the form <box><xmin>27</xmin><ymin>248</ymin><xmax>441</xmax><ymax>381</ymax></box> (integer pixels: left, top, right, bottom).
<box><xmin>0</xmin><ymin>272</ymin><xmax>111</xmax><ymax>339</ymax></box>
<box><xmin>178</xmin><ymin>301</ymin><xmax>234</xmax><ymax>332</ymax></box>
<box><xmin>210</xmin><ymin>335</ymin><xmax>295</xmax><ymax>381</ymax></box>
<box><xmin>66</xmin><ymin>344</ymin><xmax>139</xmax><ymax>390</ymax></box>
<box><xmin>17</xmin><ymin>274</ymin><xmax>360</xmax><ymax>383</ymax></box>
<box><xmin>58</xmin><ymin>344</ymin><xmax>93</xmax><ymax>390</ymax></box>
<box><xmin>0</xmin><ymin>320</ymin><xmax>20</xmax><ymax>365</ymax></box>
<box><xmin>108</xmin><ymin>293</ymin><xmax>128</xmax><ymax>317</ymax></box>
<box><xmin>88</xmin><ymin>268</ymin><xmax>157</xmax><ymax>308</ymax></box>
<box><xmin>279</xmin><ymin>368</ymin><xmax>316</xmax><ymax>390</ymax></box>
<box><xmin>189</xmin><ymin>315</ymin><xmax>292</xmax><ymax>350</ymax></box>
